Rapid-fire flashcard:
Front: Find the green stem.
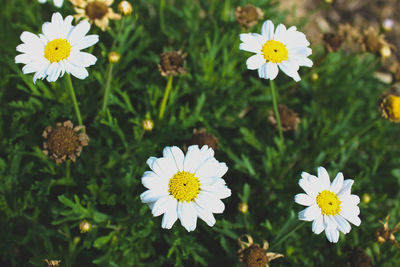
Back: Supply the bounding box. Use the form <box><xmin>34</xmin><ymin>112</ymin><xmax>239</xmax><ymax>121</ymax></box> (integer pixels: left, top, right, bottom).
<box><xmin>65</xmin><ymin>74</ymin><xmax>83</xmax><ymax>126</ymax></box>
<box><xmin>102</xmin><ymin>63</ymin><xmax>114</xmax><ymax>113</ymax></box>
<box><xmin>270</xmin><ymin>221</ymin><xmax>306</xmax><ymax>251</ymax></box>
<box><xmin>158</xmin><ymin>75</ymin><xmax>174</xmax><ymax>120</ymax></box>
<box><xmin>66</xmin><ymin>160</ymin><xmax>70</xmax><ymax>180</ymax></box>
<box><xmin>326</xmin><ymin>117</ymin><xmax>379</xmax><ymax>163</ymax></box>
<box><xmin>269</xmin><ymin>80</ymin><xmax>284</xmax><ymax>143</ymax></box>
<box><xmin>160</xmin><ymin>0</ymin><xmax>166</xmax><ymax>34</ymax></box>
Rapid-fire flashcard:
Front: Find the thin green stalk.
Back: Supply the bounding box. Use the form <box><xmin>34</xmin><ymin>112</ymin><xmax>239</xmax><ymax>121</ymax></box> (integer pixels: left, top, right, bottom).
<box><xmin>102</xmin><ymin>63</ymin><xmax>114</xmax><ymax>113</ymax></box>
<box><xmin>326</xmin><ymin>117</ymin><xmax>379</xmax><ymax>163</ymax></box>
<box><xmin>65</xmin><ymin>74</ymin><xmax>83</xmax><ymax>126</ymax></box>
<box><xmin>269</xmin><ymin>80</ymin><xmax>284</xmax><ymax>143</ymax></box>
<box><xmin>270</xmin><ymin>221</ymin><xmax>306</xmax><ymax>251</ymax></box>
<box><xmin>160</xmin><ymin>0</ymin><xmax>166</xmax><ymax>34</ymax></box>
<box><xmin>66</xmin><ymin>160</ymin><xmax>70</xmax><ymax>180</ymax></box>
<box><xmin>158</xmin><ymin>75</ymin><xmax>173</xmax><ymax>120</ymax></box>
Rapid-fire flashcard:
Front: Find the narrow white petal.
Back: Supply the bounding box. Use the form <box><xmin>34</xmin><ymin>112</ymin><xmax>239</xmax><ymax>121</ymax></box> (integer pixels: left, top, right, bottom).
<box><xmin>257</xmin><ymin>63</ymin><xmax>268</xmax><ymax>79</ymax></box>
<box><xmin>75</xmin><ymin>35</ymin><xmax>99</xmax><ymax>50</ymax></box>
<box><xmin>195</xmin><ymin>191</ymin><xmax>225</xmax><ymax>213</ymax></box>
<box><xmin>294</xmin><ymin>193</ymin><xmax>314</xmax><ymax>206</ymax></box>
<box><xmin>54</xmin><ymin>0</ymin><xmax>64</xmax><ymax>7</ymax></box>
<box><xmin>261</xmin><ymin>20</ymin><xmax>274</xmax><ymax>40</ymax></box>
<box><xmin>163</xmin><ymin>146</ymin><xmax>185</xmax><ymax>171</ymax></box>
<box><xmin>194</xmin><ymin>202</ymin><xmax>216</xmax><ymax>227</ymax></box>
<box><xmin>312</xmin><ymin>213</ymin><xmax>324</xmax><ymax>234</ymax></box>
<box><xmin>298</xmin><ymin>204</ymin><xmax>320</xmax><ymax>221</ymax></box>
<box><xmin>46</xmin><ymin>62</ymin><xmax>61</xmax><ymax>82</ymax></box>
<box><xmin>341</xmin><ymin>194</ymin><xmax>360</xmax><ymax>206</ymax></box>
<box><xmin>278</xmin><ymin>61</ymin><xmax>300</xmax><ymax>82</ymax></box>
<box><xmin>317</xmin><ymin>167</ymin><xmax>331</xmax><ymax>190</ymax></box>
<box><xmin>65</xmin><ymin>62</ymin><xmax>89</xmax><ymax>79</ymax></box>
<box><xmin>239</xmin><ymin>33</ymin><xmax>263</xmax><ymax>53</ymax></box>
<box><xmin>337</xmin><ymin>179</ymin><xmax>354</xmax><ymax>198</ymax></box>
<box><xmin>340</xmin><ymin>207</ymin><xmax>361</xmax><ymax>226</ymax></box>
<box><xmin>184</xmin><ymin>145</ymin><xmax>214</xmax><ymax>173</ymax></box>
<box><xmin>334</xmin><ymin>215</ymin><xmax>351</xmax><ymax>234</ymax></box>
<box><xmin>246</xmin><ymin>54</ymin><xmax>265</xmax><ymax>70</ymax></box>
<box><xmin>330</xmin><ymin>172</ymin><xmax>344</xmax><ymax>194</ymax></box>
<box><xmin>325</xmin><ymin>227</ymin><xmax>339</xmax><ymax>243</ymax></box>
<box><xmin>140</xmin><ymin>189</ymin><xmax>168</xmax><ymax>203</ymax></box>
<box><xmin>266</xmin><ymin>61</ymin><xmax>279</xmax><ymax>80</ymax></box>
<box><xmin>161</xmin><ymin>198</ymin><xmax>178</xmax><ymax>229</ymax></box>
<box><xmin>273</xmin><ymin>24</ymin><xmax>287</xmax><ymax>42</ymax></box>
<box><xmin>177</xmin><ymin>202</ymin><xmax>197</xmax><ymax>232</ymax></box>
<box><xmin>152</xmin><ymin>195</ymin><xmax>174</xmax><ymax>217</ymax></box>
<box><xmin>68</xmin><ymin>20</ymin><xmax>90</xmax><ymax>46</ymax></box>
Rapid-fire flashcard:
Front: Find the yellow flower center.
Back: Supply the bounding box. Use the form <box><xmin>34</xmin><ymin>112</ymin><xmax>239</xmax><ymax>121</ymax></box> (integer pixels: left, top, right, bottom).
<box><xmin>381</xmin><ymin>95</ymin><xmax>400</xmax><ymax>122</ymax></box>
<box><xmin>168</xmin><ymin>171</ymin><xmax>201</xmax><ymax>202</ymax></box>
<box><xmin>316</xmin><ymin>190</ymin><xmax>341</xmax><ymax>216</ymax></box>
<box><xmin>44</xmin><ymin>39</ymin><xmax>71</xmax><ymax>63</ymax></box>
<box><xmin>262</xmin><ymin>40</ymin><xmax>288</xmax><ymax>63</ymax></box>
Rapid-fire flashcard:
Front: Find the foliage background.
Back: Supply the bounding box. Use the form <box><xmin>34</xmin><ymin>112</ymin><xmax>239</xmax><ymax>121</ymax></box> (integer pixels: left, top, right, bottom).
<box><xmin>0</xmin><ymin>0</ymin><xmax>400</xmax><ymax>266</ymax></box>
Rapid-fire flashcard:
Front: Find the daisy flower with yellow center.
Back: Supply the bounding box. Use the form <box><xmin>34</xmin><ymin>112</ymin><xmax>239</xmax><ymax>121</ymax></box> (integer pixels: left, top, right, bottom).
<box><xmin>69</xmin><ymin>0</ymin><xmax>121</xmax><ymax>31</ymax></box>
<box><xmin>15</xmin><ymin>12</ymin><xmax>99</xmax><ymax>83</ymax></box>
<box><xmin>240</xmin><ymin>20</ymin><xmax>313</xmax><ymax>81</ymax></box>
<box><xmin>140</xmin><ymin>145</ymin><xmax>231</xmax><ymax>232</ymax></box>
<box><xmin>295</xmin><ymin>167</ymin><xmax>361</xmax><ymax>243</ymax></box>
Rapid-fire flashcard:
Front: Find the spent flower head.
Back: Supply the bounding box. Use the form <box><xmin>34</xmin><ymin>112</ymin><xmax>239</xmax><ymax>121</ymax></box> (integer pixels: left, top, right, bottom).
<box><xmin>295</xmin><ymin>167</ymin><xmax>361</xmax><ymax>243</ymax></box>
<box><xmin>234</xmin><ymin>4</ymin><xmax>264</xmax><ymax>29</ymax></box>
<box><xmin>70</xmin><ymin>0</ymin><xmax>121</xmax><ymax>31</ymax></box>
<box><xmin>42</xmin><ymin>120</ymin><xmax>89</xmax><ymax>164</ymax></box>
<box><xmin>140</xmin><ymin>145</ymin><xmax>231</xmax><ymax>231</ymax></box>
<box><xmin>117</xmin><ymin>0</ymin><xmax>133</xmax><ymax>16</ymax></box>
<box><xmin>43</xmin><ymin>259</ymin><xmax>61</xmax><ymax>267</ymax></box>
<box><xmin>374</xmin><ymin>215</ymin><xmax>400</xmax><ymax>248</ymax></box>
<box><xmin>346</xmin><ymin>248</ymin><xmax>372</xmax><ymax>267</ymax></box>
<box><xmin>186</xmin><ymin>128</ymin><xmax>219</xmax><ymax>153</ymax></box>
<box><xmin>268</xmin><ymin>105</ymin><xmax>300</xmax><ymax>132</ymax></box>
<box><xmin>237</xmin><ymin>235</ymin><xmax>283</xmax><ymax>267</ymax></box>
<box><xmin>158</xmin><ymin>50</ymin><xmax>187</xmax><ymax>77</ymax></box>
<box><xmin>239</xmin><ymin>20</ymin><xmax>313</xmax><ymax>82</ymax></box>
<box><xmin>15</xmin><ymin>12</ymin><xmax>99</xmax><ymax>83</ymax></box>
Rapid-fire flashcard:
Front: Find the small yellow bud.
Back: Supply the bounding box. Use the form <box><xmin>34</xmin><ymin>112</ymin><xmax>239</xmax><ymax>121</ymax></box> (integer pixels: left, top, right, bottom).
<box><xmin>362</xmin><ymin>193</ymin><xmax>371</xmax><ymax>204</ymax></box>
<box><xmin>380</xmin><ymin>45</ymin><xmax>391</xmax><ymax>59</ymax></box>
<box><xmin>79</xmin><ymin>220</ymin><xmax>92</xmax><ymax>233</ymax></box>
<box><xmin>324</xmin><ymin>0</ymin><xmax>333</xmax><ymax>3</ymax></box>
<box><xmin>311</xmin><ymin>73</ymin><xmax>319</xmax><ymax>81</ymax></box>
<box><xmin>377</xmin><ymin>236</ymin><xmax>386</xmax><ymax>244</ymax></box>
<box><xmin>118</xmin><ymin>1</ymin><xmax>133</xmax><ymax>16</ymax></box>
<box><xmin>108</xmin><ymin>51</ymin><xmax>120</xmax><ymax>64</ymax></box>
<box><xmin>238</xmin><ymin>202</ymin><xmax>248</xmax><ymax>214</ymax></box>
<box><xmin>73</xmin><ymin>236</ymin><xmax>81</xmax><ymax>244</ymax></box>
<box><xmin>142</xmin><ymin>119</ymin><xmax>154</xmax><ymax>131</ymax></box>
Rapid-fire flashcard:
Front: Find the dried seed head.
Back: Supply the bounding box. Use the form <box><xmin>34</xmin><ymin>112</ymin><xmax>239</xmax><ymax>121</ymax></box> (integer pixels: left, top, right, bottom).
<box><xmin>42</xmin><ymin>121</ymin><xmax>89</xmax><ymax>164</ymax></box>
<box><xmin>187</xmin><ymin>128</ymin><xmax>219</xmax><ymax>152</ymax></box>
<box><xmin>238</xmin><ymin>235</ymin><xmax>284</xmax><ymax>267</ymax></box>
<box><xmin>142</xmin><ymin>119</ymin><xmax>154</xmax><ymax>131</ymax></box>
<box><xmin>322</xmin><ymin>32</ymin><xmax>344</xmax><ymax>52</ymax></box>
<box><xmin>43</xmin><ymin>259</ymin><xmax>61</xmax><ymax>267</ymax></box>
<box><xmin>268</xmin><ymin>105</ymin><xmax>301</xmax><ymax>132</ymax></box>
<box><xmin>108</xmin><ymin>51</ymin><xmax>120</xmax><ymax>63</ymax></box>
<box><xmin>118</xmin><ymin>0</ymin><xmax>133</xmax><ymax>16</ymax></box>
<box><xmin>374</xmin><ymin>215</ymin><xmax>400</xmax><ymax>248</ymax></box>
<box><xmin>85</xmin><ymin>0</ymin><xmax>108</xmax><ymax>20</ymax></box>
<box><xmin>234</xmin><ymin>4</ymin><xmax>264</xmax><ymax>29</ymax></box>
<box><xmin>346</xmin><ymin>248</ymin><xmax>371</xmax><ymax>267</ymax></box>
<box><xmin>157</xmin><ymin>50</ymin><xmax>187</xmax><ymax>77</ymax></box>
<box><xmin>79</xmin><ymin>220</ymin><xmax>92</xmax><ymax>233</ymax></box>
<box><xmin>361</xmin><ymin>27</ymin><xmax>393</xmax><ymax>57</ymax></box>
<box><xmin>379</xmin><ymin>92</ymin><xmax>400</xmax><ymax>123</ymax></box>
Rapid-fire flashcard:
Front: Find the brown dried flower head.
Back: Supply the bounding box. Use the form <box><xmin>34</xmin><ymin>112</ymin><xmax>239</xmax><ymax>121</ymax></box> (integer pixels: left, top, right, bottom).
<box><xmin>379</xmin><ymin>90</ymin><xmax>400</xmax><ymax>123</ymax></box>
<box><xmin>234</xmin><ymin>4</ymin><xmax>264</xmax><ymax>29</ymax></box>
<box><xmin>43</xmin><ymin>259</ymin><xmax>61</xmax><ymax>267</ymax></box>
<box><xmin>117</xmin><ymin>0</ymin><xmax>133</xmax><ymax>16</ymax></box>
<box><xmin>374</xmin><ymin>215</ymin><xmax>400</xmax><ymax>248</ymax></box>
<box><xmin>268</xmin><ymin>105</ymin><xmax>301</xmax><ymax>132</ymax></box>
<box><xmin>346</xmin><ymin>248</ymin><xmax>371</xmax><ymax>267</ymax></box>
<box><xmin>157</xmin><ymin>50</ymin><xmax>187</xmax><ymax>77</ymax></box>
<box><xmin>361</xmin><ymin>27</ymin><xmax>394</xmax><ymax>57</ymax></box>
<box><xmin>334</xmin><ymin>23</ymin><xmax>363</xmax><ymax>53</ymax></box>
<box><xmin>42</xmin><ymin>120</ymin><xmax>89</xmax><ymax>164</ymax></box>
<box><xmin>322</xmin><ymin>32</ymin><xmax>344</xmax><ymax>52</ymax></box>
<box><xmin>69</xmin><ymin>0</ymin><xmax>121</xmax><ymax>31</ymax></box>
<box><xmin>238</xmin><ymin>235</ymin><xmax>283</xmax><ymax>267</ymax></box>
<box><xmin>186</xmin><ymin>128</ymin><xmax>219</xmax><ymax>152</ymax></box>
<box><xmin>389</xmin><ymin>62</ymin><xmax>400</xmax><ymax>82</ymax></box>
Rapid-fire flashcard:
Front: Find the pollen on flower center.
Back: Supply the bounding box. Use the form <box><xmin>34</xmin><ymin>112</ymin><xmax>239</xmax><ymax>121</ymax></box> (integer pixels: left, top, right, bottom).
<box><xmin>381</xmin><ymin>95</ymin><xmax>400</xmax><ymax>122</ymax></box>
<box><xmin>316</xmin><ymin>190</ymin><xmax>341</xmax><ymax>216</ymax></box>
<box><xmin>85</xmin><ymin>1</ymin><xmax>108</xmax><ymax>20</ymax></box>
<box><xmin>44</xmin><ymin>39</ymin><xmax>71</xmax><ymax>63</ymax></box>
<box><xmin>168</xmin><ymin>171</ymin><xmax>201</xmax><ymax>202</ymax></box>
<box><xmin>262</xmin><ymin>40</ymin><xmax>288</xmax><ymax>63</ymax></box>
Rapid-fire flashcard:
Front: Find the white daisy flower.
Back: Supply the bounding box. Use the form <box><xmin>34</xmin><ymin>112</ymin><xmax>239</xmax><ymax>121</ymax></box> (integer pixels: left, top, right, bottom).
<box><xmin>140</xmin><ymin>145</ymin><xmax>231</xmax><ymax>232</ymax></box>
<box><xmin>239</xmin><ymin>20</ymin><xmax>313</xmax><ymax>82</ymax></box>
<box><xmin>295</xmin><ymin>167</ymin><xmax>361</xmax><ymax>243</ymax></box>
<box><xmin>15</xmin><ymin>12</ymin><xmax>99</xmax><ymax>83</ymax></box>
<box><xmin>38</xmin><ymin>0</ymin><xmax>64</xmax><ymax>8</ymax></box>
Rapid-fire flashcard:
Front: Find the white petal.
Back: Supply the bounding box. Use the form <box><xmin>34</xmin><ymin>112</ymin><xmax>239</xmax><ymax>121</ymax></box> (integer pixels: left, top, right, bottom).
<box><xmin>266</xmin><ymin>61</ymin><xmax>279</xmax><ymax>80</ymax></box>
<box><xmin>65</xmin><ymin>62</ymin><xmax>89</xmax><ymax>79</ymax></box>
<box><xmin>195</xmin><ymin>191</ymin><xmax>225</xmax><ymax>213</ymax></box>
<box><xmin>68</xmin><ymin>20</ymin><xmax>90</xmax><ymax>46</ymax></box>
<box><xmin>298</xmin><ymin>175</ymin><xmax>321</xmax><ymax>198</ymax></box>
<box><xmin>140</xmin><ymin>189</ymin><xmax>168</xmax><ymax>203</ymax></box>
<box><xmin>294</xmin><ymin>193</ymin><xmax>314</xmax><ymax>206</ymax></box>
<box><xmin>337</xmin><ymin>179</ymin><xmax>354</xmax><ymax>198</ymax></box>
<box><xmin>261</xmin><ymin>20</ymin><xmax>274</xmax><ymax>40</ymax></box>
<box><xmin>161</xmin><ymin>198</ymin><xmax>178</xmax><ymax>229</ymax></box>
<box><xmin>298</xmin><ymin>204</ymin><xmax>320</xmax><ymax>221</ymax></box>
<box><xmin>312</xmin><ymin>213</ymin><xmax>324</xmax><ymax>234</ymax></box>
<box><xmin>54</xmin><ymin>0</ymin><xmax>64</xmax><ymax>7</ymax></box>
<box><xmin>141</xmin><ymin>171</ymin><xmax>168</xmax><ymax>190</ymax></box>
<box><xmin>46</xmin><ymin>62</ymin><xmax>61</xmax><ymax>82</ymax></box>
<box><xmin>246</xmin><ymin>54</ymin><xmax>265</xmax><ymax>70</ymax></box>
<box><xmin>330</xmin><ymin>172</ymin><xmax>344</xmax><ymax>194</ymax></box>
<box><xmin>216</xmin><ymin>162</ymin><xmax>228</xmax><ymax>177</ymax></box>
<box><xmin>334</xmin><ymin>215</ymin><xmax>351</xmax><ymax>234</ymax></box>
<box><xmin>273</xmin><ymin>24</ymin><xmax>287</xmax><ymax>42</ymax></box>
<box><xmin>177</xmin><ymin>202</ymin><xmax>197</xmax><ymax>232</ymax></box>
<box><xmin>317</xmin><ymin>167</ymin><xmax>331</xmax><ymax>190</ymax></box>
<box><xmin>152</xmin><ymin>195</ymin><xmax>174</xmax><ymax>217</ymax></box>
<box><xmin>200</xmin><ymin>179</ymin><xmax>231</xmax><ymax>199</ymax></box>
<box><xmin>257</xmin><ymin>63</ymin><xmax>268</xmax><ymax>79</ymax></box>
<box><xmin>68</xmin><ymin>51</ymin><xmax>97</xmax><ymax>67</ymax></box>
<box><xmin>239</xmin><ymin>33</ymin><xmax>263</xmax><ymax>53</ymax></box>
<box><xmin>341</xmin><ymin>194</ymin><xmax>360</xmax><ymax>206</ymax></box>
<box><xmin>163</xmin><ymin>146</ymin><xmax>185</xmax><ymax>171</ymax></box>
<box><xmin>340</xmin><ymin>207</ymin><xmax>361</xmax><ymax>226</ymax></box>
<box><xmin>75</xmin><ymin>35</ymin><xmax>99</xmax><ymax>50</ymax></box>
<box><xmin>325</xmin><ymin>226</ymin><xmax>339</xmax><ymax>243</ymax></box>
<box><xmin>183</xmin><ymin>145</ymin><xmax>214</xmax><ymax>173</ymax></box>
<box><xmin>194</xmin><ymin>202</ymin><xmax>216</xmax><ymax>227</ymax></box>
<box><xmin>278</xmin><ymin>60</ymin><xmax>300</xmax><ymax>82</ymax></box>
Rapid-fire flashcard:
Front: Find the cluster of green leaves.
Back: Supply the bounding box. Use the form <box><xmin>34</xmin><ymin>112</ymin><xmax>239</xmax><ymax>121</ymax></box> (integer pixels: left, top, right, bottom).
<box><xmin>1</xmin><ymin>0</ymin><xmax>400</xmax><ymax>266</ymax></box>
